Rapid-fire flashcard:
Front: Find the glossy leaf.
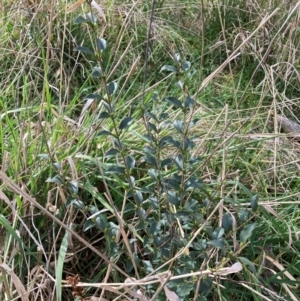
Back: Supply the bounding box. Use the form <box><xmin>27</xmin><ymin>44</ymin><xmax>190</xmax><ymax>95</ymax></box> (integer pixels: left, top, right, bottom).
<box><xmin>106</xmin><ymin>166</ymin><xmax>125</xmax><ymax>175</ymax></box>
<box><xmin>238</xmin><ymin>257</ymin><xmax>256</xmax><ymax>273</ymax></box>
<box><xmin>251</xmin><ymin>194</ymin><xmax>259</xmax><ymax>212</ymax></box>
<box><xmin>222</xmin><ymin>213</ymin><xmax>233</xmax><ymax>231</ymax></box>
<box><xmin>174</xmin><ymin>154</ymin><xmax>183</xmax><ymax>170</ymax></box>
<box><xmin>96</xmin><ymin>38</ymin><xmax>107</xmax><ymax>51</ymax></box>
<box><xmin>166</xmin><ymin>191</ymin><xmax>180</xmax><ymax>207</ymax></box>
<box><xmin>71</xmin><ymin>199</ymin><xmax>85</xmax><ymax>210</ymax></box>
<box><xmin>74</xmin><ymin>46</ymin><xmax>94</xmax><ymax>55</ymax></box>
<box><xmin>173</xmin><ymin>119</ymin><xmax>184</xmax><ymax>133</ymax></box>
<box><xmin>95</xmin><ymin>214</ymin><xmax>107</xmax><ymax>230</ymax></box>
<box><xmin>74</xmin><ymin>16</ymin><xmax>87</xmax><ymax>24</ymax></box>
<box><xmin>126</xmin><ymin>155</ymin><xmax>135</xmax><ymax>169</ymax></box>
<box><xmin>37</xmin><ymin>154</ymin><xmax>49</xmax><ymax>159</ymax></box>
<box><xmin>46</xmin><ymin>174</ymin><xmax>63</xmax><ymax>184</ymax></box>
<box><xmin>144</xmin><ymin>154</ymin><xmax>157</xmax><ymax>168</ymax></box>
<box><xmin>84</xmin><ymin>93</ymin><xmax>102</xmax><ymax>100</ymax></box>
<box><xmin>83</xmin><ymin>220</ymin><xmax>95</xmax><ymax>232</ymax></box>
<box><xmin>212</xmin><ymin>227</ymin><xmax>224</xmax><ymax>239</ymax></box>
<box><xmin>199</xmin><ymin>277</ymin><xmax>212</xmax><ymax>294</ymax></box>
<box><xmin>119</xmin><ymin>116</ymin><xmax>133</xmax><ymax>130</ymax></box>
<box><xmin>107</xmin><ymin>81</ymin><xmax>118</xmax><ymax>95</ymax></box>
<box><xmin>184</xmin><ymin>96</ymin><xmax>195</xmax><ymax>109</ymax></box>
<box><xmin>97</xmin><ymin>130</ymin><xmax>112</xmax><ymax>136</ymax></box>
<box><xmin>147</xmin><ymin>121</ymin><xmax>158</xmax><ymax>133</ymax></box>
<box><xmin>68</xmin><ymin>181</ymin><xmax>78</xmax><ymax>195</ymax></box>
<box><xmin>91</xmin><ymin>66</ymin><xmax>102</xmax><ymax>77</ymax></box>
<box><xmin>238</xmin><ymin>208</ymin><xmax>250</xmax><ymax>222</ymax></box>
<box><xmin>105</xmin><ymin>148</ymin><xmax>119</xmax><ymax>157</ymax></box>
<box><xmin>240</xmin><ymin>223</ymin><xmax>256</xmax><ymax>243</ymax></box>
<box><xmin>165</xmin><ymin>96</ymin><xmax>182</xmax><ymax>108</ymax></box>
<box><xmin>148</xmin><ymin>168</ymin><xmax>158</xmax><ymax>180</ymax></box>
<box><xmin>185</xmin><ymin>177</ymin><xmax>203</xmax><ymax>190</ymax></box>
<box><xmin>53</xmin><ymin>162</ymin><xmax>61</xmax><ymax>171</ymax></box>
<box><xmin>181</xmin><ymin>60</ymin><xmax>191</xmax><ymax>71</ymax></box>
<box><xmin>207</xmin><ymin>239</ymin><xmax>224</xmax><ymax>249</ymax></box>
<box><xmin>134</xmin><ymin>191</ymin><xmax>143</xmax><ymax>205</ymax></box>
<box><xmin>98</xmin><ymin>112</ymin><xmax>110</xmax><ymax>119</ymax></box>
<box><xmin>85</xmin><ymin>12</ymin><xmax>97</xmax><ymax>23</ymax></box>
<box><xmin>160</xmin><ymin>65</ymin><xmax>178</xmax><ymax>72</ymax></box>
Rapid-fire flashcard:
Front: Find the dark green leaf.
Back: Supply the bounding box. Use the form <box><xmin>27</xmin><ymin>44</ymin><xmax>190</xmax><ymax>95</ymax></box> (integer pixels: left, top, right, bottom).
<box><xmin>160</xmin><ymin>65</ymin><xmax>178</xmax><ymax>72</ymax></box>
<box><xmin>222</xmin><ymin>213</ymin><xmax>233</xmax><ymax>231</ymax></box>
<box><xmin>188</xmin><ymin>118</ymin><xmax>201</xmax><ymax>129</ymax></box>
<box><xmin>85</xmin><ymin>12</ymin><xmax>97</xmax><ymax>23</ymax></box>
<box><xmin>134</xmin><ymin>191</ymin><xmax>143</xmax><ymax>205</ymax></box>
<box><xmin>173</xmin><ymin>119</ymin><xmax>184</xmax><ymax>133</ymax></box>
<box><xmin>126</xmin><ymin>155</ymin><xmax>135</xmax><ymax>169</ymax></box>
<box><xmin>165</xmin><ymin>96</ymin><xmax>182</xmax><ymax>108</ymax></box>
<box><xmin>106</xmin><ymin>166</ymin><xmax>125</xmax><ymax>175</ymax></box>
<box><xmin>184</xmin><ymin>96</ymin><xmax>195</xmax><ymax>109</ymax></box>
<box><xmin>240</xmin><ymin>223</ymin><xmax>256</xmax><ymax>243</ymax></box>
<box><xmin>98</xmin><ymin>112</ymin><xmax>110</xmax><ymax>119</ymax></box>
<box><xmin>161</xmin><ymin>158</ymin><xmax>173</xmax><ymax>168</ymax></box>
<box><xmin>84</xmin><ymin>93</ymin><xmax>103</xmax><ymax>100</ymax></box>
<box><xmin>185</xmin><ymin>177</ymin><xmax>203</xmax><ymax>190</ymax></box>
<box><xmin>74</xmin><ymin>46</ymin><xmax>94</xmax><ymax>55</ymax></box>
<box><xmin>148</xmin><ymin>196</ymin><xmax>159</xmax><ymax>209</ymax></box>
<box><xmin>37</xmin><ymin>154</ymin><xmax>49</xmax><ymax>159</ymax></box>
<box><xmin>129</xmin><ymin>176</ymin><xmax>135</xmax><ymax>187</ymax></box>
<box><xmin>174</xmin><ymin>154</ymin><xmax>183</xmax><ymax>170</ymax></box>
<box><xmin>105</xmin><ymin>148</ymin><xmax>119</xmax><ymax>157</ymax></box>
<box><xmin>143</xmin><ymin>155</ymin><xmax>157</xmax><ymax>168</ymax></box>
<box><xmin>166</xmin><ymin>191</ymin><xmax>180</xmax><ymax>207</ymax></box>
<box><xmin>147</xmin><ymin>121</ymin><xmax>158</xmax><ymax>133</ymax></box>
<box><xmin>145</xmin><ymin>111</ymin><xmax>157</xmax><ymax>121</ymax></box>
<box><xmin>162</xmin><ymin>177</ymin><xmax>180</xmax><ymax>190</ymax></box>
<box><xmin>199</xmin><ymin>277</ymin><xmax>212</xmax><ymax>294</ymax></box>
<box><xmin>238</xmin><ymin>257</ymin><xmax>256</xmax><ymax>273</ymax></box>
<box><xmin>109</xmin><ymin>241</ymin><xmax>119</xmax><ymax>257</ymax></box>
<box><xmin>97</xmin><ymin>130</ymin><xmax>112</xmax><ymax>136</ymax></box>
<box><xmin>46</xmin><ymin>174</ymin><xmax>63</xmax><ymax>184</ymax></box>
<box><xmin>102</xmin><ymin>101</ymin><xmax>114</xmax><ymax>113</ymax></box>
<box><xmin>238</xmin><ymin>208</ymin><xmax>250</xmax><ymax>222</ymax></box>
<box><xmin>74</xmin><ymin>16</ymin><xmax>87</xmax><ymax>24</ymax></box>
<box><xmin>181</xmin><ymin>137</ymin><xmax>195</xmax><ymax>151</ymax></box>
<box><xmin>181</xmin><ymin>61</ymin><xmax>191</xmax><ymax>71</ymax></box>
<box><xmin>68</xmin><ymin>181</ymin><xmax>78</xmax><ymax>195</ymax></box>
<box><xmin>119</xmin><ymin>116</ymin><xmax>133</xmax><ymax>130</ymax></box>
<box><xmin>193</xmin><ymin>239</ymin><xmax>207</xmax><ymax>251</ymax></box>
<box><xmin>53</xmin><ymin>162</ymin><xmax>61</xmax><ymax>171</ymax></box>
<box><xmin>91</xmin><ymin>66</ymin><xmax>102</xmax><ymax>77</ymax></box>
<box><xmin>107</xmin><ymin>81</ymin><xmax>118</xmax><ymax>95</ymax></box>
<box><xmin>212</xmin><ymin>227</ymin><xmax>224</xmax><ymax>239</ymax></box>
<box><xmin>71</xmin><ymin>199</ymin><xmax>85</xmax><ymax>210</ymax></box>
<box><xmin>83</xmin><ymin>220</ymin><xmax>95</xmax><ymax>231</ymax></box>
<box><xmin>207</xmin><ymin>239</ymin><xmax>224</xmax><ymax>249</ymax></box>
<box><xmin>148</xmin><ymin>169</ymin><xmax>158</xmax><ymax>180</ymax></box>
<box><xmin>96</xmin><ymin>38</ymin><xmax>107</xmax><ymax>51</ymax></box>
<box><xmin>159</xmin><ymin>136</ymin><xmax>174</xmax><ymax>147</ymax></box>
<box><xmin>95</xmin><ymin>214</ymin><xmax>107</xmax><ymax>230</ymax></box>
<box><xmin>143</xmin><ymin>146</ymin><xmax>155</xmax><ymax>154</ymax></box>
<box><xmin>251</xmin><ymin>194</ymin><xmax>259</xmax><ymax>212</ymax></box>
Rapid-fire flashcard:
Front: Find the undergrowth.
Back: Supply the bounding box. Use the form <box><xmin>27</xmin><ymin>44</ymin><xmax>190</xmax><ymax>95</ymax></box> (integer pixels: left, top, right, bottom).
<box><xmin>0</xmin><ymin>0</ymin><xmax>300</xmax><ymax>300</ymax></box>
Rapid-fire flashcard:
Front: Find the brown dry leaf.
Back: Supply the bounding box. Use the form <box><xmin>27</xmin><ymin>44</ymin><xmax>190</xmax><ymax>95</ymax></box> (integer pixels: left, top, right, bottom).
<box><xmin>157</xmin><ymin>273</ymin><xmax>179</xmax><ymax>301</ymax></box>
<box><xmin>0</xmin><ymin>263</ymin><xmax>29</xmax><ymax>301</ymax></box>
<box><xmin>276</xmin><ymin>115</ymin><xmax>300</xmax><ymax>133</ymax></box>
<box><xmin>215</xmin><ymin>262</ymin><xmax>243</xmax><ymax>276</ymax></box>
